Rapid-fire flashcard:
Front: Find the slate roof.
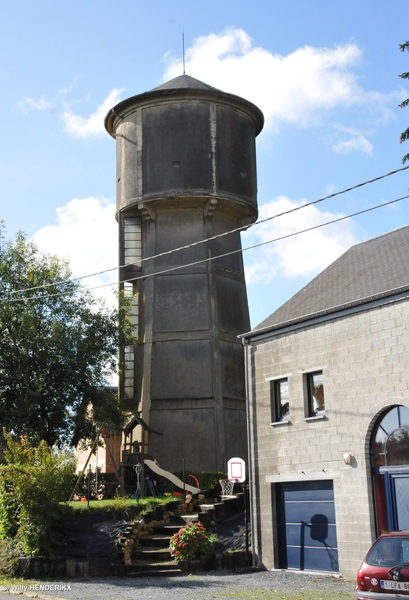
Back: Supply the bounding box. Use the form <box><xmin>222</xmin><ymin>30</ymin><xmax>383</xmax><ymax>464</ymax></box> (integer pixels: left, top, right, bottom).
<box><xmin>150</xmin><ymin>74</ymin><xmax>219</xmax><ymax>92</ymax></box>
<box><xmin>250</xmin><ymin>224</ymin><xmax>409</xmax><ymax>335</ymax></box>
<box><xmin>105</xmin><ymin>73</ymin><xmax>264</xmax><ymax>136</ymax></box>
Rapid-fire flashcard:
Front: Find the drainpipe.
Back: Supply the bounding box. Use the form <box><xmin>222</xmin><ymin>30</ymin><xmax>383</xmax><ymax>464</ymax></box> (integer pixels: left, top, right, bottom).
<box><xmin>242</xmin><ymin>336</ymin><xmax>255</xmax><ymax>568</ymax></box>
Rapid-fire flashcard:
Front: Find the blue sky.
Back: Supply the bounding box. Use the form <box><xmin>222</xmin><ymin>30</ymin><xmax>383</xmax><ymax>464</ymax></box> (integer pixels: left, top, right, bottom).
<box><xmin>1</xmin><ymin>0</ymin><xmax>409</xmax><ymax>328</ymax></box>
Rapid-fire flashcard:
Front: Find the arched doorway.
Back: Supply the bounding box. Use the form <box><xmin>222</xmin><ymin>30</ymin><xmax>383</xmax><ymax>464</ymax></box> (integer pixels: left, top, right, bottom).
<box><xmin>371</xmin><ymin>405</ymin><xmax>409</xmax><ymax>534</ymax></box>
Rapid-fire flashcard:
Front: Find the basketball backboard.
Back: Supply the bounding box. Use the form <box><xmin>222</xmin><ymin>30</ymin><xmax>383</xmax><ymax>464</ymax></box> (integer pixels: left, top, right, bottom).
<box><xmin>227</xmin><ymin>457</ymin><xmax>246</xmax><ymax>482</ymax></box>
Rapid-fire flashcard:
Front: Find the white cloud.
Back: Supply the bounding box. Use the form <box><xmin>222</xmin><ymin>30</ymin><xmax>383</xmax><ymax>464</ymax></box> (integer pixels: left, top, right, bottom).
<box><xmin>58</xmin><ymin>77</ymin><xmax>79</xmax><ymax>95</ymax></box>
<box><xmin>331</xmin><ymin>124</ymin><xmax>374</xmax><ymax>155</ymax></box>
<box><xmin>32</xmin><ymin>197</ymin><xmax>118</xmax><ymax>307</ymax></box>
<box><xmin>333</xmin><ymin>135</ymin><xmax>374</xmax><ymax>155</ymax></box>
<box><xmin>17</xmin><ymin>79</ymin><xmax>78</xmax><ymax>114</ymax></box>
<box><xmin>61</xmin><ymin>88</ymin><xmax>123</xmax><ymax>137</ymax></box>
<box><xmin>243</xmin><ymin>196</ymin><xmax>359</xmax><ymax>284</ymax></box>
<box><xmin>163</xmin><ymin>28</ymin><xmax>393</xmax><ymax>131</ymax></box>
<box><xmin>18</xmin><ymin>95</ymin><xmax>52</xmax><ymax>113</ymax></box>
<box><xmin>16</xmin><ymin>81</ymin><xmax>119</xmax><ymax>139</ymax></box>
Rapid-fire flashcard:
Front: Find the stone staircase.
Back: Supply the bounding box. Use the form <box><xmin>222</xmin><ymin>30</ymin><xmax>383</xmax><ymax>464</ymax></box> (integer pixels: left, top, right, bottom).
<box><xmin>118</xmin><ymin>492</ymin><xmax>245</xmax><ymax>577</ymax></box>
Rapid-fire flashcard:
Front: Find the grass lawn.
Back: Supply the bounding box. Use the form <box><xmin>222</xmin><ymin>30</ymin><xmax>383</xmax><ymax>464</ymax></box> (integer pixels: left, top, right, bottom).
<box><xmin>63</xmin><ymin>494</ymin><xmax>172</xmax><ymax>511</ymax></box>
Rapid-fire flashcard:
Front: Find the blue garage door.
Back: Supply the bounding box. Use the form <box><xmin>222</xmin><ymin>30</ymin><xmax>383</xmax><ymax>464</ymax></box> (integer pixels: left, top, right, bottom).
<box><xmin>276</xmin><ymin>480</ymin><xmax>339</xmax><ymax>572</ymax></box>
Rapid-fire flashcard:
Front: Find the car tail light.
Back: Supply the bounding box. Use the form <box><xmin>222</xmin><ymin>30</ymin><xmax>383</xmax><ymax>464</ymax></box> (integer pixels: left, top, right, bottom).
<box><xmin>356</xmin><ymin>570</ymin><xmax>367</xmax><ymax>591</ymax></box>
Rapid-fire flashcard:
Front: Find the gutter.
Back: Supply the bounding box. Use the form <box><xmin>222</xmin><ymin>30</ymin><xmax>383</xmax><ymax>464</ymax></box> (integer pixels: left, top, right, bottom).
<box><xmin>240</xmin><ymin>284</ymin><xmax>409</xmax><ymax>344</ymax></box>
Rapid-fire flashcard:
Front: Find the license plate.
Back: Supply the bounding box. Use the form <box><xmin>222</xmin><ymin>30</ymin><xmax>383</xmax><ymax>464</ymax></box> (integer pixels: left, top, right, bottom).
<box><xmin>380</xmin><ymin>579</ymin><xmax>409</xmax><ymax>591</ymax></box>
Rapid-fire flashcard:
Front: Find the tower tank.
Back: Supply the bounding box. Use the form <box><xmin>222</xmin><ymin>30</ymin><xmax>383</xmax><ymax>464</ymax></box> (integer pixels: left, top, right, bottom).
<box><xmin>105</xmin><ymin>74</ymin><xmax>264</xmax><ymax>472</ymax></box>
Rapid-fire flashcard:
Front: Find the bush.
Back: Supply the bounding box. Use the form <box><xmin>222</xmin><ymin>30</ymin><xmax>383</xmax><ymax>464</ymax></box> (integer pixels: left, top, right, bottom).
<box><xmin>0</xmin><ymin>537</ymin><xmax>25</xmax><ymax>576</ymax></box>
<box><xmin>0</xmin><ymin>433</ymin><xmax>76</xmax><ymax>555</ymax></box>
<box><xmin>169</xmin><ymin>522</ymin><xmax>217</xmax><ymax>562</ymax></box>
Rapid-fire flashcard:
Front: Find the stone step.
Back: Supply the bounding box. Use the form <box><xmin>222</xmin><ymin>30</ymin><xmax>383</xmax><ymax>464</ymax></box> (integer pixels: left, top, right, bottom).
<box><xmin>126</xmin><ymin>560</ymin><xmax>182</xmax><ymax>577</ymax></box>
<box><xmin>197</xmin><ymin>510</ymin><xmax>213</xmax><ymax>526</ymax></box>
<box><xmin>122</xmin><ymin>493</ymin><xmax>246</xmax><ymax>577</ymax></box>
<box><xmin>139</xmin><ymin>534</ymin><xmax>172</xmax><ymax>548</ymax></box>
<box><xmin>150</xmin><ymin>523</ymin><xmax>182</xmax><ymax>536</ymax></box>
<box><xmin>127</xmin><ymin>568</ymin><xmax>183</xmax><ymax>577</ymax></box>
<box><xmin>200</xmin><ymin>501</ymin><xmax>225</xmax><ymax>516</ymax></box>
<box><xmin>180</xmin><ymin>514</ymin><xmax>199</xmax><ymax>524</ymax></box>
<box><xmin>145</xmin><ymin>513</ymin><xmax>187</xmax><ymax>526</ymax></box>
<box><xmin>170</xmin><ymin>515</ymin><xmax>190</xmax><ymax>525</ymax></box>
<box><xmin>132</xmin><ymin>547</ymin><xmax>172</xmax><ymax>562</ymax></box>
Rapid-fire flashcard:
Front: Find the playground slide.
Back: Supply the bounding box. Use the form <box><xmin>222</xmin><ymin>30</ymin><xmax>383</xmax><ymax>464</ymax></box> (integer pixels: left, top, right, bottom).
<box><xmin>144</xmin><ymin>459</ymin><xmax>201</xmax><ymax>494</ymax></box>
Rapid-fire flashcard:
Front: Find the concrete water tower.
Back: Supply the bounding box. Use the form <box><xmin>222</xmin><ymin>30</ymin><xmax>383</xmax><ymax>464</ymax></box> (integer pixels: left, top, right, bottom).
<box><xmin>105</xmin><ymin>74</ymin><xmax>263</xmax><ymax>472</ymax></box>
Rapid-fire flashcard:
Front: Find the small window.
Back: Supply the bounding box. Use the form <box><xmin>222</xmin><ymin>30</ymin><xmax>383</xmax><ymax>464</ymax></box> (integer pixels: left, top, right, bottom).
<box><xmin>307</xmin><ymin>371</ymin><xmax>325</xmax><ymax>416</ymax></box>
<box><xmin>270</xmin><ymin>378</ymin><xmax>289</xmax><ymax>422</ymax></box>
<box><xmin>123</xmin><ymin>216</ymin><xmax>142</xmax><ymax>269</ymax></box>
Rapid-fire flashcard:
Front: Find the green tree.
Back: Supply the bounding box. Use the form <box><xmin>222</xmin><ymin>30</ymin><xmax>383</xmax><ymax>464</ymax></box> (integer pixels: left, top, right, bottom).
<box><xmin>399</xmin><ymin>41</ymin><xmax>409</xmax><ymax>163</ymax></box>
<box><xmin>0</xmin><ymin>225</ymin><xmax>134</xmax><ymax>446</ymax></box>
<box><xmin>0</xmin><ymin>432</ymin><xmax>76</xmax><ymax>555</ymax></box>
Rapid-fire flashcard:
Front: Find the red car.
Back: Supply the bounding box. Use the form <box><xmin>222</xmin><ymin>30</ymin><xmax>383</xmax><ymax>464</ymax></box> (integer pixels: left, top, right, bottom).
<box><xmin>357</xmin><ymin>531</ymin><xmax>409</xmax><ymax>599</ymax></box>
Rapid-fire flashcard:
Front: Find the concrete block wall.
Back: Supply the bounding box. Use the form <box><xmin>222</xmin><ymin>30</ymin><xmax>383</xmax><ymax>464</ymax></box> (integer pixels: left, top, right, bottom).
<box><xmin>248</xmin><ymin>298</ymin><xmax>409</xmax><ymax>579</ymax></box>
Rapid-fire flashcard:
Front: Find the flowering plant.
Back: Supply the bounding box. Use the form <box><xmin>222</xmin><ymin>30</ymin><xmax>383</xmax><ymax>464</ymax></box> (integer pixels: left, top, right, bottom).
<box><xmin>169</xmin><ymin>522</ymin><xmax>217</xmax><ymax>561</ymax></box>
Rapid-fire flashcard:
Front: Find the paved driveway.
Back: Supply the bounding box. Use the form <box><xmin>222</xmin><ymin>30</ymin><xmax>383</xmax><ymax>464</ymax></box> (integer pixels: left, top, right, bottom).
<box><xmin>0</xmin><ymin>570</ymin><xmax>357</xmax><ymax>600</ymax></box>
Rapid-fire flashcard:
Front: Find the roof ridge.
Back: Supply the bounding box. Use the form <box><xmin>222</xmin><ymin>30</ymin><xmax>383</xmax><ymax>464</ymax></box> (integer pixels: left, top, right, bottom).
<box><xmin>250</xmin><ymin>223</ymin><xmax>409</xmax><ymax>335</ymax></box>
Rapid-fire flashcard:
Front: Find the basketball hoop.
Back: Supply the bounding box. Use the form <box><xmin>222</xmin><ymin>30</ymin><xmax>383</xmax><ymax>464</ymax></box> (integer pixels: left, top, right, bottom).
<box><xmin>219</xmin><ymin>478</ymin><xmax>236</xmax><ymax>497</ymax></box>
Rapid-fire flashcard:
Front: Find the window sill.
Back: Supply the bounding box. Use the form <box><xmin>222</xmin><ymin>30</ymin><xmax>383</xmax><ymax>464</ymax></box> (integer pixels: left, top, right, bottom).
<box><xmin>304</xmin><ymin>414</ymin><xmax>326</xmax><ymax>422</ymax></box>
<box><xmin>270</xmin><ymin>420</ymin><xmax>291</xmax><ymax>427</ymax></box>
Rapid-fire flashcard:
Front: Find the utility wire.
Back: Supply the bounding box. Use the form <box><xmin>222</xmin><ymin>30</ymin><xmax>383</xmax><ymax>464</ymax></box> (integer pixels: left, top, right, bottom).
<box><xmin>6</xmin><ymin>164</ymin><xmax>409</xmax><ymax>297</ymax></box>
<box><xmin>6</xmin><ymin>193</ymin><xmax>409</xmax><ymax>303</ymax></box>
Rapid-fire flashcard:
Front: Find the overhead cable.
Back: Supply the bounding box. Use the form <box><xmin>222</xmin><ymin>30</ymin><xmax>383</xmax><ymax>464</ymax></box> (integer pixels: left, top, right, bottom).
<box><xmin>6</xmin><ymin>192</ymin><xmax>409</xmax><ymax>303</ymax></box>
<box><xmin>6</xmin><ymin>163</ymin><xmax>409</xmax><ymax>297</ymax></box>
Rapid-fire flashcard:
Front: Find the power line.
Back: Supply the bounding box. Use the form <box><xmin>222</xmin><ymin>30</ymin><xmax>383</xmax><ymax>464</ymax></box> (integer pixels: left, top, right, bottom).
<box><xmin>6</xmin><ymin>164</ymin><xmax>409</xmax><ymax>298</ymax></box>
<box><xmin>6</xmin><ymin>192</ymin><xmax>409</xmax><ymax>303</ymax></box>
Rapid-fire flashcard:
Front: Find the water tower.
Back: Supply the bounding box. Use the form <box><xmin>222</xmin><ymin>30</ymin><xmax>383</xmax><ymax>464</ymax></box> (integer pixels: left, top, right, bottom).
<box><xmin>105</xmin><ymin>74</ymin><xmax>263</xmax><ymax>472</ymax></box>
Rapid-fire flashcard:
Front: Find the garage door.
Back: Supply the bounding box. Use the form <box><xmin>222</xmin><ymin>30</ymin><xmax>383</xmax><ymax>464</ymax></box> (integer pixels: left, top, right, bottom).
<box><xmin>276</xmin><ymin>480</ymin><xmax>339</xmax><ymax>572</ymax></box>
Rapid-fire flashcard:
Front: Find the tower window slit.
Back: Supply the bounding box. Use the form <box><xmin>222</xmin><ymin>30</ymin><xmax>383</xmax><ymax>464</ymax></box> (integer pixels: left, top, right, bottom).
<box><xmin>124</xmin><ymin>217</ymin><xmax>142</xmax><ymax>268</ymax></box>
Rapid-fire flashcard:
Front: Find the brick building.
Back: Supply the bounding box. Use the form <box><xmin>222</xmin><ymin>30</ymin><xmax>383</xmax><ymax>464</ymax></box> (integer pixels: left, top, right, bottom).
<box><xmin>242</xmin><ymin>225</ymin><xmax>409</xmax><ymax>579</ymax></box>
